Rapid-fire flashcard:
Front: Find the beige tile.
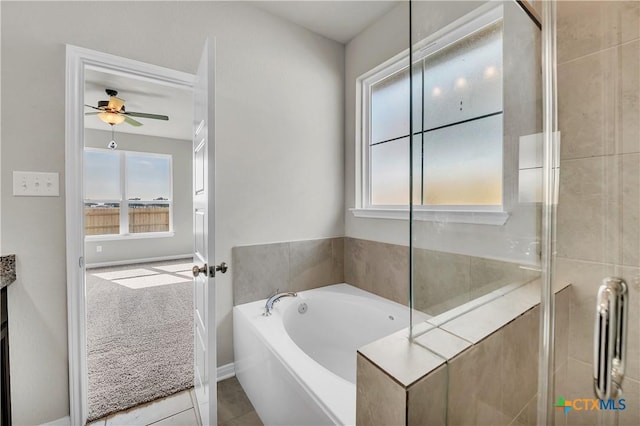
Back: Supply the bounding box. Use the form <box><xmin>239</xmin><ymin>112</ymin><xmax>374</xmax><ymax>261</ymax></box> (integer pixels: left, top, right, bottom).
<box><xmin>344</xmin><ymin>237</ymin><xmax>369</xmax><ymax>292</ymax></box>
<box><xmin>427</xmin><ymin>289</ymin><xmax>502</xmax><ymax>327</ymax></box>
<box><xmin>440</xmin><ymin>294</ymin><xmax>532</xmax><ymax>344</ymax></box>
<box><xmin>469</xmin><ymin>257</ymin><xmax>527</xmax><ymax>297</ymax></box>
<box><xmin>618</xmin><ymin>41</ymin><xmax>640</xmax><ymax>155</ymax></box>
<box><xmin>413</xmin><ymin>248</ymin><xmax>470</xmax><ymax>315</ymax></box>
<box><xmin>106</xmin><ymin>391</ymin><xmax>193</xmax><ymax>426</ymax></box>
<box><xmin>331</xmin><ymin>237</ymin><xmax>345</xmax><ymax>284</ymax></box>
<box><xmin>407</xmin><ymin>364</ymin><xmax>447</xmax><ymax>426</ymax></box>
<box><xmin>414</xmin><ymin>327</ymin><xmax>471</xmax><ymax>360</ymax></box>
<box><xmin>217</xmin><ymin>377</ymin><xmax>256</xmax><ymax>425</ymax></box>
<box><xmin>358</xmin><ymin>328</ymin><xmax>444</xmax><ymax>387</ymax></box>
<box><xmin>557</xmin><ymin>0</ymin><xmax>640</xmax><ymax>63</ymax></box>
<box><xmin>149</xmin><ymin>408</ymin><xmax>199</xmax><ymax>426</ymax></box>
<box><xmin>232</xmin><ymin>243</ymin><xmax>289</xmax><ymax>305</ymax></box>
<box><xmin>555</xmin><ymin>258</ymin><xmax>616</xmax><ymax>368</ymax></box>
<box><xmin>558</xmin><ymin>49</ymin><xmax>617</xmax><ymax>160</ymax></box>
<box><xmin>622</xmin><ymin>154</ymin><xmax>640</xmax><ymax>266</ymax></box>
<box><xmin>556</xmin><ymin>156</ymin><xmax>621</xmax><ymax>264</ymax></box>
<box><xmin>509</xmin><ymin>395</ymin><xmax>537</xmax><ymax>426</ymax></box>
<box><xmin>366</xmin><ymin>240</ymin><xmax>409</xmax><ymax>306</ymax></box>
<box><xmin>502</xmin><ymin>279</ymin><xmax>541</xmax><ymax>313</ymax></box>
<box><xmin>448</xmin><ymin>331</ymin><xmax>509</xmax><ymax>426</ymax></box>
<box><xmin>356</xmin><ymin>353</ymin><xmax>406</xmax><ymax>426</ymax></box>
<box><xmin>289</xmin><ymin>239</ymin><xmax>335</xmax><ymax>292</ymax></box>
<box><xmin>501</xmin><ymin>307</ymin><xmax>540</xmax><ymax>419</ymax></box>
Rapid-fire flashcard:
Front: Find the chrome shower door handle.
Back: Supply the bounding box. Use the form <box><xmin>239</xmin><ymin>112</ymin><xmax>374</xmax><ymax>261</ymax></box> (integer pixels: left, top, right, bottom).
<box><xmin>593</xmin><ymin>277</ymin><xmax>628</xmax><ymax>400</ymax></box>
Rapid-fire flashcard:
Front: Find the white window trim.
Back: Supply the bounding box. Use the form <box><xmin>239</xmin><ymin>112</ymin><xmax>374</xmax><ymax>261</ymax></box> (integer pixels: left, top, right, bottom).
<box><xmin>354</xmin><ymin>3</ymin><xmax>509</xmax><ymax>226</ymax></box>
<box><xmin>84</xmin><ymin>147</ymin><xmax>174</xmax><ymax>239</ymax></box>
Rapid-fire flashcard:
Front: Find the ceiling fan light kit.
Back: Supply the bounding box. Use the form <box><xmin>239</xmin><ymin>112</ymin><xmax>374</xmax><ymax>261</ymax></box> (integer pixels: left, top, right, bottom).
<box><xmin>85</xmin><ymin>89</ymin><xmax>169</xmax><ymax>128</ymax></box>
<box><xmin>98</xmin><ymin>111</ymin><xmax>125</xmax><ymax>125</ymax></box>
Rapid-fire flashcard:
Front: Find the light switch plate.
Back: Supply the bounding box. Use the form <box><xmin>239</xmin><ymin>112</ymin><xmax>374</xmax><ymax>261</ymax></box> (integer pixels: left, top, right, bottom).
<box><xmin>13</xmin><ymin>171</ymin><xmax>60</xmax><ymax>197</ymax></box>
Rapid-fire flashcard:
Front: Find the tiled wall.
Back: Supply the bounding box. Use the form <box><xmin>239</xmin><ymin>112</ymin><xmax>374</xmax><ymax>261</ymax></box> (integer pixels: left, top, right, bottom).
<box><xmin>345</xmin><ymin>237</ymin><xmax>539</xmax><ymax>315</ymax></box>
<box><xmin>356</xmin><ymin>287</ymin><xmax>570</xmax><ymax>426</ymax></box>
<box><xmin>232</xmin><ymin>238</ymin><xmax>344</xmax><ymax>305</ymax></box>
<box><xmin>234</xmin><ymin>236</ymin><xmax>538</xmax><ymax>315</ymax></box>
<box><xmin>555</xmin><ymin>2</ymin><xmax>640</xmax><ymax>425</ymax></box>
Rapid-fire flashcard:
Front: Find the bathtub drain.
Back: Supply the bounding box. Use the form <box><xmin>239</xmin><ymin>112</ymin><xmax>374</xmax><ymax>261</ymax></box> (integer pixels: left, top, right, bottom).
<box><xmin>298</xmin><ymin>303</ymin><xmax>308</xmax><ymax>314</ymax></box>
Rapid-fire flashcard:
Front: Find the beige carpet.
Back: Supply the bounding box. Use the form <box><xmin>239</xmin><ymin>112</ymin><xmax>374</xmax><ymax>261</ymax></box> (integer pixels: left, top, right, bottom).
<box><xmin>86</xmin><ymin>260</ymin><xmax>194</xmax><ymax>421</ymax></box>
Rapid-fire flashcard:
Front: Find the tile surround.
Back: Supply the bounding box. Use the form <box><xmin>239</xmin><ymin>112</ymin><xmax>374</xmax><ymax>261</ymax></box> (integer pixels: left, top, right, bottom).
<box><xmin>357</xmin><ymin>285</ymin><xmax>555</xmax><ymax>426</ymax></box>
<box><xmin>356</xmin><ymin>353</ymin><xmax>406</xmax><ymax>426</ymax></box>
<box><xmin>232</xmin><ymin>238</ymin><xmax>343</xmax><ymax>305</ymax></box>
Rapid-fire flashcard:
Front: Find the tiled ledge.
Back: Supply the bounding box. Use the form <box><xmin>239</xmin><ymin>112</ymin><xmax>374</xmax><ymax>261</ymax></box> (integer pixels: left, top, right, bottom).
<box><xmin>1</xmin><ymin>255</ymin><xmax>16</xmax><ymax>289</ymax></box>
<box><xmin>360</xmin><ymin>278</ymin><xmax>570</xmax><ymax>382</ymax></box>
<box><xmin>356</xmin><ymin>279</ymin><xmax>572</xmax><ymax>425</ymax></box>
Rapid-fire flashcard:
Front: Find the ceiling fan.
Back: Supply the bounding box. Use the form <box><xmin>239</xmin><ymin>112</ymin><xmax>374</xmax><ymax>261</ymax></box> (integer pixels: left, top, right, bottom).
<box><xmin>85</xmin><ymin>89</ymin><xmax>169</xmax><ymax>127</ymax></box>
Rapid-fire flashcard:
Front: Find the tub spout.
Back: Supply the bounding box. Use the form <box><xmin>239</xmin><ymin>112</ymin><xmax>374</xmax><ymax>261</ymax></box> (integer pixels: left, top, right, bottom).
<box><xmin>263</xmin><ymin>290</ymin><xmax>297</xmax><ymax>316</ymax></box>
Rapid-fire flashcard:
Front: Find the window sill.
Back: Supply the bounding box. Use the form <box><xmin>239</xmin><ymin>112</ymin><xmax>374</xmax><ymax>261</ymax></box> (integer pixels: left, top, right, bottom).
<box><xmin>85</xmin><ymin>231</ymin><xmax>175</xmax><ymax>242</ymax></box>
<box><xmin>350</xmin><ymin>208</ymin><xmax>509</xmax><ymax>225</ymax></box>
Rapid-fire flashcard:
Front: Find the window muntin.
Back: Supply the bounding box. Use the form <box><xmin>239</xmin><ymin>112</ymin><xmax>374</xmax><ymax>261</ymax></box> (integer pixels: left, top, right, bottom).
<box><xmin>84</xmin><ymin>149</ymin><xmax>173</xmax><ymax>237</ymax></box>
<box><xmin>362</xmin><ymin>16</ymin><xmax>504</xmax><ymax>212</ymax></box>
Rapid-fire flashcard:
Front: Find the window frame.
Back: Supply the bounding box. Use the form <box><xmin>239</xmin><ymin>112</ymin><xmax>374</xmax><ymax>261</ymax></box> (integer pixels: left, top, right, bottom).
<box><xmin>84</xmin><ymin>147</ymin><xmax>174</xmax><ymax>240</ymax></box>
<box><xmin>353</xmin><ymin>4</ymin><xmax>509</xmax><ymax>225</ymax></box>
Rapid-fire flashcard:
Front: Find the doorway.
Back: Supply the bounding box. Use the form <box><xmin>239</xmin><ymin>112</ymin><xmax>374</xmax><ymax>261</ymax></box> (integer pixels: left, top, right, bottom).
<box><xmin>65</xmin><ymin>46</ymin><xmax>209</xmax><ymax>425</ymax></box>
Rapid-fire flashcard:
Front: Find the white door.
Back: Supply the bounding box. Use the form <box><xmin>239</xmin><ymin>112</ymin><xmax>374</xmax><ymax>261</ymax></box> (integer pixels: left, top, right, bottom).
<box><xmin>192</xmin><ymin>39</ymin><xmax>219</xmax><ymax>426</ymax></box>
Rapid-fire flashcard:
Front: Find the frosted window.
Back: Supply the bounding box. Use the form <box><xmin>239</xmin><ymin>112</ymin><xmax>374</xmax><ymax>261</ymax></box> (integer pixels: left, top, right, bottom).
<box><xmin>84</xmin><ymin>150</ymin><xmax>120</xmax><ymax>200</ymax></box>
<box><xmin>423</xmin><ymin>22</ymin><xmax>503</xmax><ymax>130</ymax></box>
<box><xmin>371</xmin><ymin>64</ymin><xmax>422</xmax><ymax>144</ymax></box>
<box><xmin>126</xmin><ymin>154</ymin><xmax>171</xmax><ymax>201</ymax></box>
<box><xmin>370</xmin><ymin>137</ymin><xmax>422</xmax><ymax>205</ymax></box>
<box><xmin>423</xmin><ymin>114</ymin><xmax>503</xmax><ymax>205</ymax></box>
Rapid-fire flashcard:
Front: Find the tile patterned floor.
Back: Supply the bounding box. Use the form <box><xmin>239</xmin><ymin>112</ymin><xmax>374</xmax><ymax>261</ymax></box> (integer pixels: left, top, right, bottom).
<box><xmin>87</xmin><ymin>378</ymin><xmax>262</xmax><ymax>426</ymax></box>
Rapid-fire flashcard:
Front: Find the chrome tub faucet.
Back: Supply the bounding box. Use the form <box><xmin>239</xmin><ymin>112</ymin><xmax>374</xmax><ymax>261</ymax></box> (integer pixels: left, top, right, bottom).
<box><xmin>263</xmin><ymin>289</ymin><xmax>297</xmax><ymax>316</ymax></box>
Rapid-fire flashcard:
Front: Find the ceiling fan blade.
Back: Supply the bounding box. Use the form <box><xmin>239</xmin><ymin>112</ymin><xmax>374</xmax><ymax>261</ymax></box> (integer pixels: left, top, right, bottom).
<box><xmin>125</xmin><ymin>111</ymin><xmax>169</xmax><ymax>121</ymax></box>
<box><xmin>107</xmin><ymin>96</ymin><xmax>125</xmax><ymax>112</ymax></box>
<box><xmin>84</xmin><ymin>104</ymin><xmax>102</xmax><ymax>111</ymax></box>
<box><xmin>124</xmin><ymin>116</ymin><xmax>143</xmax><ymax>127</ymax></box>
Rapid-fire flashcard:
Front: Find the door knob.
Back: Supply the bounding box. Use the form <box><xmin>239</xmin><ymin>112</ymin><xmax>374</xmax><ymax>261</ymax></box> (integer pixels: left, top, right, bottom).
<box><xmin>192</xmin><ymin>264</ymin><xmax>208</xmax><ymax>277</ymax></box>
<box><xmin>215</xmin><ymin>262</ymin><xmax>228</xmax><ymax>274</ymax></box>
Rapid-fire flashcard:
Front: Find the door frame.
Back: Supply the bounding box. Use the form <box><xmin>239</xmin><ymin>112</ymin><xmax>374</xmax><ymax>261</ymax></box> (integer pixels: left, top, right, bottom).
<box><xmin>64</xmin><ymin>45</ymin><xmax>194</xmax><ymax>425</ymax></box>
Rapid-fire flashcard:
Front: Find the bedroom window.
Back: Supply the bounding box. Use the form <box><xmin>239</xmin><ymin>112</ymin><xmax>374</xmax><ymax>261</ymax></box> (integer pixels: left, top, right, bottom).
<box><xmin>356</xmin><ymin>7</ymin><xmax>507</xmax><ymax>224</ymax></box>
<box><xmin>84</xmin><ymin>149</ymin><xmax>173</xmax><ymax>238</ymax></box>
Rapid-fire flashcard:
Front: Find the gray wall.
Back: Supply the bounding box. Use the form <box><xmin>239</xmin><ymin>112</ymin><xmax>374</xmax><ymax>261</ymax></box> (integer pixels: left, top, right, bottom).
<box><xmin>344</xmin><ymin>1</ymin><xmax>540</xmax><ymax>265</ymax></box>
<box><xmin>1</xmin><ymin>2</ymin><xmax>344</xmax><ymax>424</ymax></box>
<box><xmin>84</xmin><ymin>129</ymin><xmax>192</xmax><ymax>265</ymax></box>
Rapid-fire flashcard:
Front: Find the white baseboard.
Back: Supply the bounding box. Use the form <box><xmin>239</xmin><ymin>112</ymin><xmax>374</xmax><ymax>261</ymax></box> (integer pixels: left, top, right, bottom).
<box><xmin>217</xmin><ymin>362</ymin><xmax>235</xmax><ymax>382</ymax></box>
<box><xmin>40</xmin><ymin>416</ymin><xmax>71</xmax><ymax>426</ymax></box>
<box><xmin>41</xmin><ymin>363</ymin><xmax>235</xmax><ymax>425</ymax></box>
<box><xmin>86</xmin><ymin>254</ymin><xmax>192</xmax><ymax>269</ymax></box>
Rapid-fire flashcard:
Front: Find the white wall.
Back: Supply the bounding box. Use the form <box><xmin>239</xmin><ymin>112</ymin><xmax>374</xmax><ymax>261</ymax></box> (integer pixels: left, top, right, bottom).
<box><xmin>344</xmin><ymin>1</ymin><xmax>540</xmax><ymax>264</ymax></box>
<box><xmin>0</xmin><ymin>2</ymin><xmax>344</xmax><ymax>424</ymax></box>
<box><xmin>83</xmin><ymin>129</ymin><xmax>192</xmax><ymax>266</ymax></box>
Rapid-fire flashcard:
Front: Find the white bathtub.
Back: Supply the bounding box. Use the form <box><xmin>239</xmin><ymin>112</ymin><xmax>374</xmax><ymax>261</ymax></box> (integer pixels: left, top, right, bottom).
<box><xmin>233</xmin><ymin>283</ymin><xmax>412</xmax><ymax>426</ymax></box>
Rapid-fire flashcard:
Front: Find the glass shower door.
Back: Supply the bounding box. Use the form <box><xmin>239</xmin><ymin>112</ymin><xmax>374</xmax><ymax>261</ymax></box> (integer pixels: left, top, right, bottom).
<box><xmin>408</xmin><ymin>1</ymin><xmax>543</xmax><ymax>424</ymax></box>
<box><xmin>548</xmin><ymin>1</ymin><xmax>640</xmax><ymax>425</ymax></box>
